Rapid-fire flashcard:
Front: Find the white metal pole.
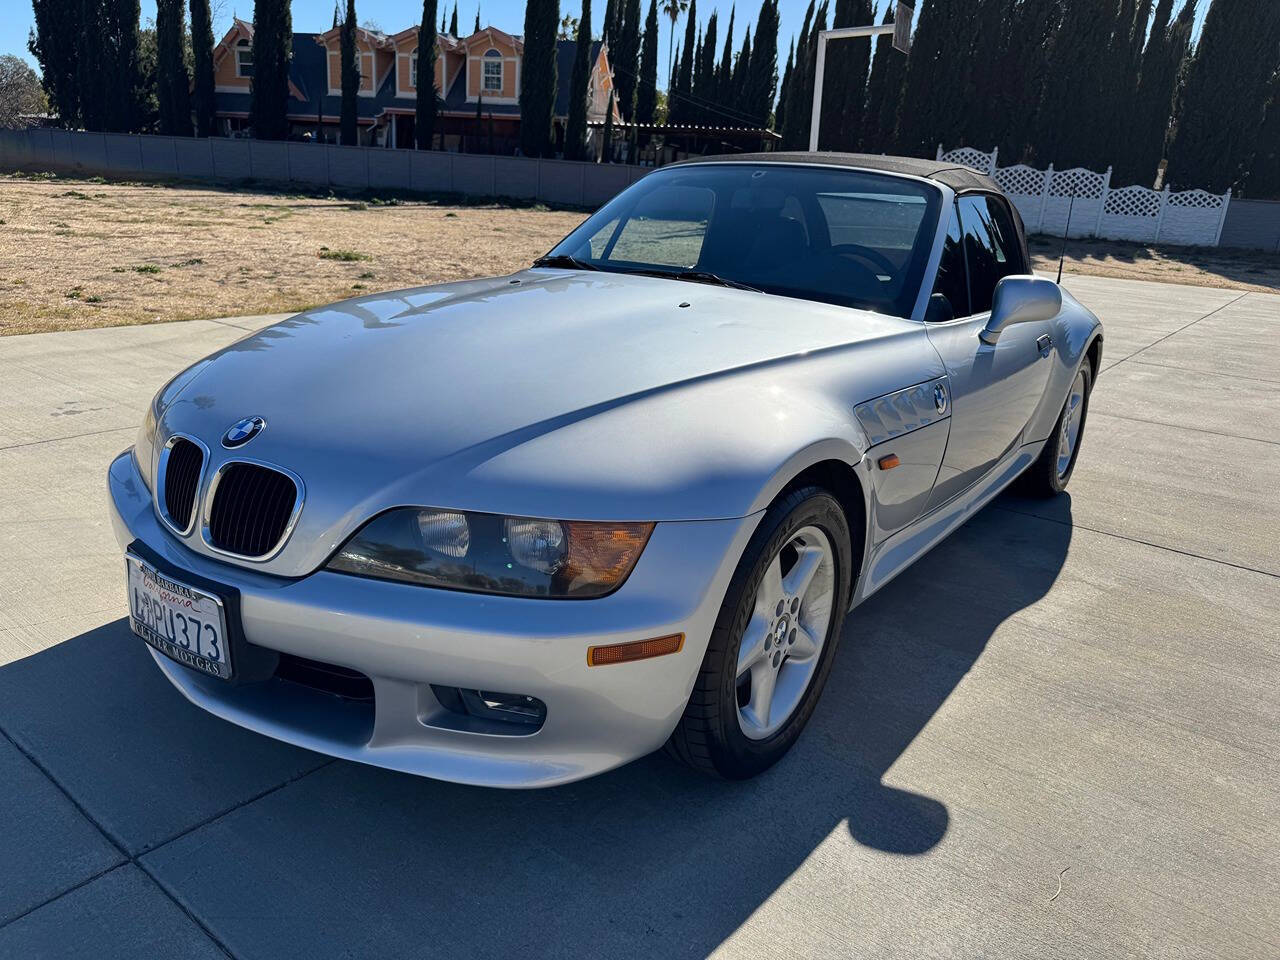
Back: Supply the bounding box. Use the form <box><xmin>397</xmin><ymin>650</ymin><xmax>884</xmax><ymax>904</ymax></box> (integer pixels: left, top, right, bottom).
<box><xmin>809</xmin><ymin>35</ymin><xmax>828</xmax><ymax>152</ymax></box>
<box><xmin>808</xmin><ymin>25</ymin><xmax>897</xmax><ymax>153</ymax></box>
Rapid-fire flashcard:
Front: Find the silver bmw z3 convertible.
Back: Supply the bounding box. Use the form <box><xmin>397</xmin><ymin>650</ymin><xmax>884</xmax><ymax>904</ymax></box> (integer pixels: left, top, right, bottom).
<box><xmin>108</xmin><ymin>153</ymin><xmax>1102</xmax><ymax>787</ymax></box>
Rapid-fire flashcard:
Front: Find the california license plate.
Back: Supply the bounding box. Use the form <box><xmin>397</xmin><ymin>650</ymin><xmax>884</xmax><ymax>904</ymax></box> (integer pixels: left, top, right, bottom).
<box><xmin>126</xmin><ymin>554</ymin><xmax>232</xmax><ymax>680</ymax></box>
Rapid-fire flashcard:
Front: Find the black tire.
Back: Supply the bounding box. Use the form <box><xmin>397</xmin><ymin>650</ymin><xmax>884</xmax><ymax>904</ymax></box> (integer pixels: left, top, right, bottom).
<box><xmin>1021</xmin><ymin>358</ymin><xmax>1093</xmax><ymax>497</ymax></box>
<box><xmin>665</xmin><ymin>486</ymin><xmax>854</xmax><ymax>780</ymax></box>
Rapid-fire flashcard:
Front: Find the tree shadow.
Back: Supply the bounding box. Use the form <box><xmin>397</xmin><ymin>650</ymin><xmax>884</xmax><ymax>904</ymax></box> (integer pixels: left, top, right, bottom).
<box><xmin>1028</xmin><ymin>234</ymin><xmax>1280</xmax><ymax>291</ymax></box>
<box><xmin>0</xmin><ymin>497</ymin><xmax>1071</xmax><ymax>957</ymax></box>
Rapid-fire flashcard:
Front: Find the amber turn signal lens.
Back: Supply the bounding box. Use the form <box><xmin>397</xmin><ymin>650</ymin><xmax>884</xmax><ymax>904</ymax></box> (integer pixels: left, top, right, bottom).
<box><xmin>563</xmin><ymin>521</ymin><xmax>654</xmax><ymax>592</ymax></box>
<box><xmin>588</xmin><ymin>633</ymin><xmax>685</xmax><ymax>666</ymax></box>
<box><xmin>877</xmin><ymin>454</ymin><xmax>901</xmax><ymax>470</ymax></box>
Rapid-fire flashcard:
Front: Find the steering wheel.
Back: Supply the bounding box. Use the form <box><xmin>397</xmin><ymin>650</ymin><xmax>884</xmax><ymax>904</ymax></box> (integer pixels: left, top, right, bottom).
<box><xmin>829</xmin><ymin>243</ymin><xmax>897</xmax><ymax>279</ymax></box>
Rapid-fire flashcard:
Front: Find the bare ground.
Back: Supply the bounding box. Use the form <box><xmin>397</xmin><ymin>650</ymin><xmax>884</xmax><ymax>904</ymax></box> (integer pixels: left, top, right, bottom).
<box><xmin>2</xmin><ymin>171</ymin><xmax>1276</xmax><ymax>337</ymax></box>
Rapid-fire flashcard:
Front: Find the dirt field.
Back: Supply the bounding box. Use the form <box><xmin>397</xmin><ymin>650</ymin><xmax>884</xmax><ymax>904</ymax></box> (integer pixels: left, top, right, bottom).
<box><xmin>2</xmin><ymin>172</ymin><xmax>1276</xmax><ymax>336</ymax></box>
<box><xmin>0</xmin><ymin>173</ymin><xmax>585</xmax><ymax>336</ymax></box>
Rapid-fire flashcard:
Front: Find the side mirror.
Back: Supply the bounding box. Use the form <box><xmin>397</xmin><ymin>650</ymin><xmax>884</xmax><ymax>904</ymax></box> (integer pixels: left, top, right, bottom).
<box><xmin>979</xmin><ymin>276</ymin><xmax>1062</xmax><ymax>344</ymax></box>
<box><xmin>925</xmin><ymin>293</ymin><xmax>955</xmax><ymax>324</ymax></box>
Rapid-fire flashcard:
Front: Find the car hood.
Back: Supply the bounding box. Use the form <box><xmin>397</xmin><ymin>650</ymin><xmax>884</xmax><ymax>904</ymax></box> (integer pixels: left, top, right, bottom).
<box><xmin>160</xmin><ymin>269</ymin><xmax>931</xmax><ymax>574</ymax></box>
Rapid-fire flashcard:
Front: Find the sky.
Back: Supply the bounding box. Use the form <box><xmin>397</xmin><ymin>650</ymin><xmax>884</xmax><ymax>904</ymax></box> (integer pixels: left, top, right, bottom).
<box><xmin>4</xmin><ymin>0</ymin><xmax>1211</xmax><ymax>91</ymax></box>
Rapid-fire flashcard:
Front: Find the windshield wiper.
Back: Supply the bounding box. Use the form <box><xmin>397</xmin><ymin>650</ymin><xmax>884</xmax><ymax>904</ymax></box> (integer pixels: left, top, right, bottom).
<box><xmin>628</xmin><ymin>268</ymin><xmax>762</xmax><ymax>293</ymax></box>
<box><xmin>532</xmin><ymin>254</ymin><xmax>599</xmax><ymax>271</ymax></box>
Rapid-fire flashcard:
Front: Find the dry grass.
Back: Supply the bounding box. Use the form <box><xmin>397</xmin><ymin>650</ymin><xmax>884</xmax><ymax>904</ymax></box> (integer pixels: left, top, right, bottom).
<box><xmin>1</xmin><ymin>171</ymin><xmax>1275</xmax><ymax>337</ymax></box>
<box><xmin>0</xmin><ymin>173</ymin><xmax>586</xmax><ymax>336</ymax></box>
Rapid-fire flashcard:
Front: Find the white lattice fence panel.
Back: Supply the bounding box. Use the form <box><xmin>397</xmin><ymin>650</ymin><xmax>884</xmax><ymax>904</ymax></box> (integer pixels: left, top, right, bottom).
<box><xmin>1041</xmin><ymin>167</ymin><xmax>1108</xmax><ymax>238</ymax></box>
<box><xmin>1160</xmin><ymin>189</ymin><xmax>1229</xmax><ymax>246</ymax></box>
<box><xmin>939</xmin><ymin>146</ymin><xmax>996</xmax><ymax>174</ymax></box>
<box><xmin>1099</xmin><ymin>185</ymin><xmax>1161</xmax><ymax>243</ymax></box>
<box><xmin>993</xmin><ymin>164</ymin><xmax>1048</xmax><ymax>231</ymax></box>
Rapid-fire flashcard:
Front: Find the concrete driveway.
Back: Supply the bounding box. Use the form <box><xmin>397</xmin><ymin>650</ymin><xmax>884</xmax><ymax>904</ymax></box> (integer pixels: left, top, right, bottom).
<box><xmin>0</xmin><ymin>276</ymin><xmax>1276</xmax><ymax>959</ymax></box>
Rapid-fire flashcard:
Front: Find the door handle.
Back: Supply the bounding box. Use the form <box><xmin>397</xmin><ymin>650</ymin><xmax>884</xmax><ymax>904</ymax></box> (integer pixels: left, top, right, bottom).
<box><xmin>1036</xmin><ymin>334</ymin><xmax>1053</xmax><ymax>357</ymax></box>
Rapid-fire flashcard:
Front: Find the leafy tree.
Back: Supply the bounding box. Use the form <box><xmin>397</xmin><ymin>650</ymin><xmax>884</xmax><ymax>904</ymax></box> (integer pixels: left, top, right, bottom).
<box><xmin>416</xmin><ymin>0</ymin><xmax>439</xmax><ymax>149</ymax></box>
<box><xmin>1165</xmin><ymin>0</ymin><xmax>1280</xmax><ymax>192</ymax></box>
<box><xmin>660</xmin><ymin>0</ymin><xmax>689</xmax><ymax>87</ymax></box>
<box><xmin>155</xmin><ymin>0</ymin><xmax>191</xmax><ymax>135</ymax></box>
<box><xmin>669</xmin><ymin>0</ymin><xmax>696</xmax><ymax>125</ymax></box>
<box><xmin>0</xmin><ymin>55</ymin><xmax>48</xmax><ymax>128</ymax></box>
<box><xmin>519</xmin><ymin>0</ymin><xmax>560</xmax><ymax>157</ymax></box>
<box><xmin>250</xmin><ymin>0</ymin><xmax>293</xmax><ymax>139</ymax></box>
<box><xmin>189</xmin><ymin>0</ymin><xmax>216</xmax><ymax>135</ymax></box>
<box><xmin>565</xmin><ymin>0</ymin><xmax>593</xmax><ymax>158</ymax></box>
<box><xmin>774</xmin><ymin>37</ymin><xmax>793</xmax><ymax>138</ymax></box>
<box><xmin>340</xmin><ymin>0</ymin><xmax>359</xmax><ymax>145</ymax></box>
<box><xmin>745</xmin><ymin>0</ymin><xmax>779</xmax><ymax>128</ymax></box>
<box><xmin>862</xmin><ymin>4</ymin><xmax>902</xmax><ymax>153</ymax></box>
<box><xmin>637</xmin><ymin>0</ymin><xmax>660</xmax><ymax>124</ymax></box>
<box><xmin>819</xmin><ymin>0</ymin><xmax>872</xmax><ymax>150</ymax></box>
<box><xmin>615</xmin><ymin>0</ymin><xmax>643</xmax><ymax>120</ymax></box>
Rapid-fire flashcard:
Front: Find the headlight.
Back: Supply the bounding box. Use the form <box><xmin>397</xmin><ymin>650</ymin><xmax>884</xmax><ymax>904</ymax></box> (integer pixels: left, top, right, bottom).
<box><xmin>326</xmin><ymin>508</ymin><xmax>654</xmax><ymax>599</ymax></box>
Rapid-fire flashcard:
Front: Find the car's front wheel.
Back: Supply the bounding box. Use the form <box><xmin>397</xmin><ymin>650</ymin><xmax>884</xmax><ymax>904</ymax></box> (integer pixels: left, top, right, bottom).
<box><xmin>666</xmin><ymin>486</ymin><xmax>853</xmax><ymax>779</ymax></box>
<box><xmin>1021</xmin><ymin>358</ymin><xmax>1093</xmax><ymax>497</ymax></box>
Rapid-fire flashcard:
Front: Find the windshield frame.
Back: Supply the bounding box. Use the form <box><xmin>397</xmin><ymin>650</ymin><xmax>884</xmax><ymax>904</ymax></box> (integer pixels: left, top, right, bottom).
<box><xmin>542</xmin><ymin>161</ymin><xmax>945</xmax><ymax>319</ymax></box>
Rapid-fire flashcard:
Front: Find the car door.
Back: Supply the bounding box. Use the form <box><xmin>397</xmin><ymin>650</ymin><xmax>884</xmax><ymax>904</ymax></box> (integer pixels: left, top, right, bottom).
<box><xmin>924</xmin><ymin>193</ymin><xmax>1055</xmax><ymax>510</ymax></box>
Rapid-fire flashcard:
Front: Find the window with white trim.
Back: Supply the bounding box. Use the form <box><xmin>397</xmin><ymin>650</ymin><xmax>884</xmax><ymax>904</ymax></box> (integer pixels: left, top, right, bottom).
<box><xmin>410</xmin><ymin>50</ymin><xmax>418</xmax><ymax>88</ymax></box>
<box><xmin>236</xmin><ymin>39</ymin><xmax>253</xmax><ymax>78</ymax></box>
<box><xmin>482</xmin><ymin>49</ymin><xmax>502</xmax><ymax>91</ymax></box>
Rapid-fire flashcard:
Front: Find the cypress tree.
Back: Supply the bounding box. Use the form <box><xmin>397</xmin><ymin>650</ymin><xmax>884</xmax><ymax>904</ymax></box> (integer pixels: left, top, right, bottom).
<box><xmin>475</xmin><ymin>8</ymin><xmax>481</xmax><ymax>30</ymax></box>
<box><xmin>603</xmin><ymin>0</ymin><xmax>620</xmax><ymax>42</ymax></box>
<box><xmin>519</xmin><ymin>0</ymin><xmax>560</xmax><ymax>157</ymax></box>
<box><xmin>155</xmin><ymin>0</ymin><xmax>191</xmax><ymax>135</ymax></box>
<box><xmin>441</xmin><ymin>10</ymin><xmax>447</xmax><ymax>32</ymax></box>
<box><xmin>670</xmin><ymin>0</ymin><xmax>696</xmax><ymax>125</ymax></box>
<box><xmin>190</xmin><ymin>0</ymin><xmax>216</xmax><ymax>135</ymax></box>
<box><xmin>1003</xmin><ymin>0</ymin><xmax>1063</xmax><ymax>162</ymax></box>
<box><xmin>450</xmin><ymin>3</ymin><xmax>458</xmax><ymax>35</ymax></box>
<box><xmin>76</xmin><ymin>0</ymin><xmax>108</xmax><ymax>130</ymax></box>
<box><xmin>745</xmin><ymin>0</ymin><xmax>779</xmax><ymax>129</ymax></box>
<box><xmin>780</xmin><ymin>0</ymin><xmax>815</xmax><ymax>148</ymax></box>
<box><xmin>862</xmin><ymin>4</ymin><xmax>901</xmax><ymax>153</ymax></box>
<box><xmin>29</xmin><ymin>0</ymin><xmax>83</xmax><ymax>127</ymax></box>
<box><xmin>1246</xmin><ymin>76</ymin><xmax>1280</xmax><ymax>198</ymax></box>
<box><xmin>1117</xmin><ymin>0</ymin><xmax>1182</xmax><ymax>183</ymax></box>
<box><xmin>565</xmin><ymin>0</ymin><xmax>593</xmax><ymax>158</ymax></box>
<box><xmin>1036</xmin><ymin>0</ymin><xmax>1118</xmax><ymax>167</ymax></box>
<box><xmin>251</xmin><ymin>0</ymin><xmax>292</xmax><ymax>139</ymax></box>
<box><xmin>963</xmin><ymin>0</ymin><xmax>1016</xmax><ymax>153</ymax></box>
<box><xmin>716</xmin><ymin>6</ymin><xmax>735</xmax><ymax>108</ymax></box>
<box><xmin>104</xmin><ymin>0</ymin><xmax>142</xmax><ymax>131</ymax></box>
<box><xmin>416</xmin><ymin>0</ymin><xmax>439</xmax><ymax>149</ymax></box>
<box><xmin>1166</xmin><ymin>0</ymin><xmax>1280</xmax><ymax>192</ymax></box>
<box><xmin>601</xmin><ymin>89</ymin><xmax>615</xmax><ymax>160</ymax></box>
<box><xmin>775</xmin><ymin>38</ymin><xmax>793</xmax><ymax>139</ymax></box>
<box><xmin>819</xmin><ymin>0</ymin><xmax>872</xmax><ymax>151</ymax></box>
<box><xmin>637</xmin><ymin>0</ymin><xmax>660</xmax><ymax>124</ymax></box>
<box><xmin>693</xmin><ymin>14</ymin><xmax>718</xmax><ymax>126</ymax></box>
<box><xmin>731</xmin><ymin>27</ymin><xmax>751</xmax><ymax>111</ymax></box>
<box><xmin>615</xmin><ymin>0</ymin><xmax>643</xmax><ymax>121</ymax></box>
<box><xmin>340</xmin><ymin>0</ymin><xmax>359</xmax><ymax>145</ymax></box>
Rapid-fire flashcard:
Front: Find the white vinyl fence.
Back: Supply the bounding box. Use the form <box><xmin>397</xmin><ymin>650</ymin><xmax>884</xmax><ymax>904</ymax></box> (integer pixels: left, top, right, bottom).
<box><xmin>937</xmin><ymin>145</ymin><xmax>1232</xmax><ymax>247</ymax></box>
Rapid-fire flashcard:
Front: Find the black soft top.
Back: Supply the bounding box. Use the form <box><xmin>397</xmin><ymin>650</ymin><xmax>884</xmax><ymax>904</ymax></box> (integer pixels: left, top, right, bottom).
<box><xmin>670</xmin><ymin>151</ymin><xmax>1003</xmax><ymax>195</ymax></box>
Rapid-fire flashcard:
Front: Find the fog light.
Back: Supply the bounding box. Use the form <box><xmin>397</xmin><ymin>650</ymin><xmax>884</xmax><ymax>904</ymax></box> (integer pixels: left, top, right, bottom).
<box><xmin>588</xmin><ymin>633</ymin><xmax>685</xmax><ymax>666</ymax></box>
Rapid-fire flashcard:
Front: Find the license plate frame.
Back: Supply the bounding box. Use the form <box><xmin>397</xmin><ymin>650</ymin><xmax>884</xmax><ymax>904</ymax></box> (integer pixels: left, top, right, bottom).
<box><xmin>126</xmin><ymin>552</ymin><xmax>234</xmax><ymax>680</ymax></box>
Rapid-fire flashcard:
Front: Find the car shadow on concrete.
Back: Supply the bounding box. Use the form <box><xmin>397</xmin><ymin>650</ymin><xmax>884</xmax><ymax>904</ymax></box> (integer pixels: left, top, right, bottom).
<box><xmin>0</xmin><ymin>498</ymin><xmax>1071</xmax><ymax>958</ymax></box>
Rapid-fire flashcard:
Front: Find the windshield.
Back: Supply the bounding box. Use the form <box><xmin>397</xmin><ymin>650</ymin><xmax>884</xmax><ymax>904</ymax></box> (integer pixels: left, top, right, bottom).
<box><xmin>546</xmin><ymin>163</ymin><xmax>942</xmax><ymax>318</ymax></box>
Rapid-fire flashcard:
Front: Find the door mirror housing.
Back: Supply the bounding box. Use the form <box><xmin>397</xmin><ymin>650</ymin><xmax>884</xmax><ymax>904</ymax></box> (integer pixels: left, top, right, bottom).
<box><xmin>979</xmin><ymin>276</ymin><xmax>1062</xmax><ymax>344</ymax></box>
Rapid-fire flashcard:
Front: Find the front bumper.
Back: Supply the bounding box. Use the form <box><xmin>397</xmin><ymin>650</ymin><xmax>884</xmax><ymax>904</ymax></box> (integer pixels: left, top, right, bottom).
<box><xmin>108</xmin><ymin>450</ymin><xmax>760</xmax><ymax>787</ymax></box>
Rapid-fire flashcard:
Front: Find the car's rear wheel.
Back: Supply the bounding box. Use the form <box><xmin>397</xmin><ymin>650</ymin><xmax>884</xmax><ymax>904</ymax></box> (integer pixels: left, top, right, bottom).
<box><xmin>1021</xmin><ymin>359</ymin><xmax>1092</xmax><ymax>497</ymax></box>
<box><xmin>666</xmin><ymin>486</ymin><xmax>853</xmax><ymax>779</ymax></box>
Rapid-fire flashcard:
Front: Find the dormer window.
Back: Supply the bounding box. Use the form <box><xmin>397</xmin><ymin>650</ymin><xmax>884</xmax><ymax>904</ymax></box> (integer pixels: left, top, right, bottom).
<box><xmin>482</xmin><ymin>49</ymin><xmax>502</xmax><ymax>92</ymax></box>
<box><xmin>236</xmin><ymin>38</ymin><xmax>253</xmax><ymax>78</ymax></box>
